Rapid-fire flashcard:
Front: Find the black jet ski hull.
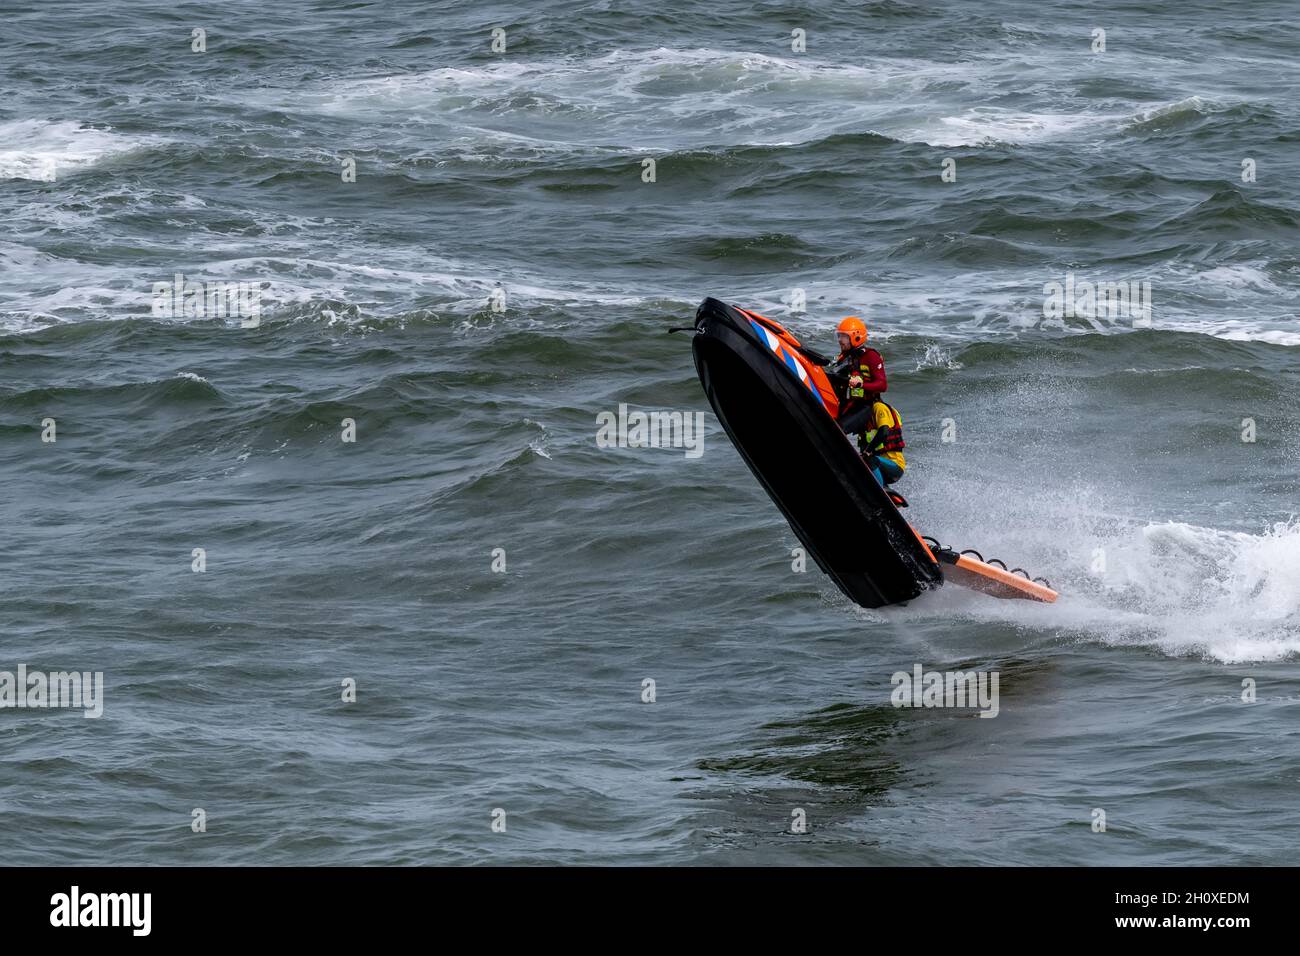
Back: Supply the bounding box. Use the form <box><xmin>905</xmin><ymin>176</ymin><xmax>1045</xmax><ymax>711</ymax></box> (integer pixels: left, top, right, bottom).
<box><xmin>691</xmin><ymin>297</ymin><xmax>942</xmax><ymax>608</ymax></box>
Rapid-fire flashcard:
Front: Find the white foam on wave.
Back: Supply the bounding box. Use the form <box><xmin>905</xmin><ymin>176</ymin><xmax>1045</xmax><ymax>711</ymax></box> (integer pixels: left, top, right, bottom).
<box><xmin>1213</xmin><ymin>327</ymin><xmax>1300</xmax><ymax>347</ymax></box>
<box><xmin>893</xmin><ymin>107</ymin><xmax>1115</xmax><ymax>147</ymax></box>
<box><xmin>745</xmin><ymin>263</ymin><xmax>1300</xmax><ymax>347</ymax></box>
<box><xmin>203</xmin><ymin>255</ymin><xmax>662</xmax><ymax>317</ymax></box>
<box><xmin>1013</xmin><ymin>517</ymin><xmax>1300</xmax><ymax>664</ymax></box>
<box><xmin>1137</xmin><ymin>259</ymin><xmax>1299</xmax><ymax>345</ymax></box>
<box><xmin>302</xmin><ymin>48</ymin><xmax>1235</xmax><ymax>152</ymax></box>
<box><xmin>1120</xmin><ymin>259</ymin><xmax>1300</xmax><ymax>345</ymax></box>
<box><xmin>0</xmin><ymin>241</ymin><xmax>698</xmax><ymax>332</ymax></box>
<box><xmin>0</xmin><ymin>242</ymin><xmax>155</xmax><ymax>330</ymax></box>
<box><xmin>325</xmin><ymin>48</ymin><xmax>953</xmax><ymax>106</ymax></box>
<box><xmin>1124</xmin><ymin>95</ymin><xmax>1230</xmax><ymax>130</ymax></box>
<box><xmin>887</xmin><ymin>492</ymin><xmax>1300</xmax><ymax>664</ymax></box>
<box><xmin>7</xmin><ymin>237</ymin><xmax>1296</xmax><ymax>346</ymax></box>
<box><xmin>1189</xmin><ymin>263</ymin><xmax>1281</xmax><ymax>293</ymax></box>
<box><xmin>877</xmin><ymin>367</ymin><xmax>1300</xmax><ymax>663</ymax></box>
<box><xmin>0</xmin><ymin>120</ymin><xmax>160</xmax><ymax>181</ymax></box>
<box><xmin>212</xmin><ymin>41</ymin><xmax>1271</xmax><ymax>163</ymax></box>
<box><xmin>270</xmin><ymin>47</ymin><xmax>992</xmax><ymax>152</ymax></box>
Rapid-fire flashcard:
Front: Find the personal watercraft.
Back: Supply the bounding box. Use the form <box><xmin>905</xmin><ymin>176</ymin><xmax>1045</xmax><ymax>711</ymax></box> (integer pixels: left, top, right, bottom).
<box><xmin>687</xmin><ymin>296</ymin><xmax>1057</xmax><ymax>609</ymax></box>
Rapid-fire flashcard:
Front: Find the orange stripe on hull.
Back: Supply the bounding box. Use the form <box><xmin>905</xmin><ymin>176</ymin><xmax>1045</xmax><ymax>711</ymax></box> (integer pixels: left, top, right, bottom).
<box><xmin>908</xmin><ymin>524</ymin><xmax>938</xmax><ymax>565</ymax></box>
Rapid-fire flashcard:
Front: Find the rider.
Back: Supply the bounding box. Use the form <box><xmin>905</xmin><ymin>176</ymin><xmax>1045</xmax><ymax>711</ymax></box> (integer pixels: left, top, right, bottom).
<box><xmin>831</xmin><ymin>317</ymin><xmax>887</xmax><ymax>415</ymax></box>
<box><xmin>859</xmin><ymin>397</ymin><xmax>907</xmax><ymax>487</ymax></box>
<box><xmin>828</xmin><ymin>316</ymin><xmax>905</xmax><ymax>488</ymax></box>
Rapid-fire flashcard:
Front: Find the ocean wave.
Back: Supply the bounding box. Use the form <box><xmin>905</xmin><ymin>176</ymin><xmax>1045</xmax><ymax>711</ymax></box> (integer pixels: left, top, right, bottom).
<box><xmin>266</xmin><ymin>47</ymin><xmax>990</xmax><ymax>152</ymax></box>
<box><xmin>1121</xmin><ymin>96</ymin><xmax>1270</xmax><ymax>136</ymax></box>
<box><xmin>0</xmin><ymin>119</ymin><xmax>163</xmax><ymax>181</ymax></box>
<box><xmin>1080</xmin><ymin>519</ymin><xmax>1300</xmax><ymax>662</ymax></box>
<box><xmin>891</xmin><ymin>107</ymin><xmax>1115</xmax><ymax>147</ymax></box>
<box><xmin>0</xmin><ymin>373</ymin><xmax>221</xmax><ymax>412</ymax></box>
<box><xmin>1161</xmin><ymin>187</ymin><xmax>1300</xmax><ymax>234</ymax></box>
<box><xmin>881</xmin><ymin>421</ymin><xmax>1300</xmax><ymax>664</ymax></box>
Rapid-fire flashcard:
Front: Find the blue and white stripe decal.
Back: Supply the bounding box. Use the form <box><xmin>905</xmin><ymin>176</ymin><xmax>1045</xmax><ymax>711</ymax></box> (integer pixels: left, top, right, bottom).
<box><xmin>746</xmin><ymin>317</ymin><xmax>826</xmax><ymax>409</ymax></box>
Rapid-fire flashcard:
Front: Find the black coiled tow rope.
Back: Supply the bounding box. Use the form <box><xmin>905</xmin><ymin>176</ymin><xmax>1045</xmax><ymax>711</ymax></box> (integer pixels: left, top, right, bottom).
<box><xmin>922</xmin><ymin>536</ymin><xmax>1053</xmax><ymax>590</ymax></box>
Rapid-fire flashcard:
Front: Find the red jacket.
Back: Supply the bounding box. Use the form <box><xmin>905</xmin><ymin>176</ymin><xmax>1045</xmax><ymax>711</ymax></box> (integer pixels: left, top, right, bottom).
<box><xmin>840</xmin><ymin>346</ymin><xmax>887</xmax><ymax>399</ymax></box>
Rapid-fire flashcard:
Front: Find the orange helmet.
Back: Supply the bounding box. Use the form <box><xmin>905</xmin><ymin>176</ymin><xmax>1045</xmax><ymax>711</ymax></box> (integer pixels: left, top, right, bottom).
<box><xmin>836</xmin><ymin>316</ymin><xmax>868</xmax><ymax>348</ymax></box>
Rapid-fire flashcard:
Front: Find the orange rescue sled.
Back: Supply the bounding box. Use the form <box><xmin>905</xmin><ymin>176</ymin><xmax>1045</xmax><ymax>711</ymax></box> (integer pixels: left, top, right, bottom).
<box><xmin>925</xmin><ymin>539</ymin><xmax>1058</xmax><ymax>603</ymax></box>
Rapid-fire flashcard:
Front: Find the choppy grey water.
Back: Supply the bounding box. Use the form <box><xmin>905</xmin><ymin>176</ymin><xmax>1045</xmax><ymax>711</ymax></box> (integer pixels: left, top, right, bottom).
<box><xmin>2</xmin><ymin>0</ymin><xmax>1299</xmax><ymax>864</ymax></box>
